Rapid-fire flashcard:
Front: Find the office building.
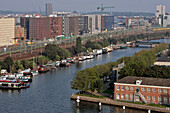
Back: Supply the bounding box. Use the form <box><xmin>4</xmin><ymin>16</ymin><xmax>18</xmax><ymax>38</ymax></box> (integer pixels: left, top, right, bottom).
<box><xmin>101</xmin><ymin>15</ymin><xmax>114</xmax><ymax>32</ymax></box>
<box><xmin>0</xmin><ymin>18</ymin><xmax>15</xmax><ymax>46</ymax></box>
<box><xmin>46</xmin><ymin>3</ymin><xmax>53</xmax><ymax>16</ymax></box>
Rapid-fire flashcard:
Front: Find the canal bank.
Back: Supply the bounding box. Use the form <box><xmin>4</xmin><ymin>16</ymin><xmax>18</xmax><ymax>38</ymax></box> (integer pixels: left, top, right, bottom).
<box><xmin>0</xmin><ymin>38</ymin><xmax>170</xmax><ymax>113</ymax></box>
<box><xmin>71</xmin><ymin>94</ymin><xmax>169</xmax><ymax>113</ymax></box>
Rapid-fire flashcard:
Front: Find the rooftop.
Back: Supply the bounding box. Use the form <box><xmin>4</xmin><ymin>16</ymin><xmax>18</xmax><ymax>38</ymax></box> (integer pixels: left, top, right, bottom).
<box><xmin>116</xmin><ymin>76</ymin><xmax>170</xmax><ymax>87</ymax></box>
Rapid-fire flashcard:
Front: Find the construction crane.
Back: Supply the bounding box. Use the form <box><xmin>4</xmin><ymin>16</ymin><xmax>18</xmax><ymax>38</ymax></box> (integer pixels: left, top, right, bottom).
<box><xmin>97</xmin><ymin>3</ymin><xmax>115</xmax><ymax>15</ymax></box>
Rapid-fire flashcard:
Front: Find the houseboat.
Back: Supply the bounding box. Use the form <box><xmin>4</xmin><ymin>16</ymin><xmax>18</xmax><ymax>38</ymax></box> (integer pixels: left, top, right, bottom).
<box><xmin>0</xmin><ymin>82</ymin><xmax>22</xmax><ymax>89</ymax></box>
<box><xmin>38</xmin><ymin>65</ymin><xmax>50</xmax><ymax>73</ymax></box>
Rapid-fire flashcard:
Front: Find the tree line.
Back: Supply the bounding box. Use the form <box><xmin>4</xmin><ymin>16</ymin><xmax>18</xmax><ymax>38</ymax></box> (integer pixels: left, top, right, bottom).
<box><xmin>70</xmin><ymin>43</ymin><xmax>169</xmax><ymax>93</ymax></box>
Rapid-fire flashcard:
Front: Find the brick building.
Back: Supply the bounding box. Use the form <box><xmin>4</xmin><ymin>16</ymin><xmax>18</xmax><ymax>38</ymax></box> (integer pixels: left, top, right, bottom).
<box><xmin>49</xmin><ymin>17</ymin><xmax>63</xmax><ymax>38</ymax></box>
<box><xmin>114</xmin><ymin>76</ymin><xmax>170</xmax><ymax>105</ymax></box>
<box><xmin>29</xmin><ymin>17</ymin><xmax>50</xmax><ymax>40</ymax></box>
<box><xmin>69</xmin><ymin>16</ymin><xmax>79</xmax><ymax>36</ymax></box>
<box><xmin>21</xmin><ymin>16</ymin><xmax>63</xmax><ymax>40</ymax></box>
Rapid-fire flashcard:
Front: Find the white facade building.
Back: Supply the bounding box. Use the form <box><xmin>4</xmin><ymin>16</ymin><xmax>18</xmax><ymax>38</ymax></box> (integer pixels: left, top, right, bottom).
<box><xmin>155</xmin><ymin>5</ymin><xmax>165</xmax><ymax>18</ymax></box>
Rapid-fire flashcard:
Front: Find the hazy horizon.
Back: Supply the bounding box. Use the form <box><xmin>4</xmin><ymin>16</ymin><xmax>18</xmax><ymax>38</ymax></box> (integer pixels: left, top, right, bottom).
<box><xmin>0</xmin><ymin>0</ymin><xmax>170</xmax><ymax>13</ymax></box>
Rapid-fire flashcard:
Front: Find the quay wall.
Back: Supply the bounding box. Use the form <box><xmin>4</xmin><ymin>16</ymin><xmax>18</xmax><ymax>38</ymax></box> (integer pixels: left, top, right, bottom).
<box><xmin>71</xmin><ymin>94</ymin><xmax>170</xmax><ymax>113</ymax></box>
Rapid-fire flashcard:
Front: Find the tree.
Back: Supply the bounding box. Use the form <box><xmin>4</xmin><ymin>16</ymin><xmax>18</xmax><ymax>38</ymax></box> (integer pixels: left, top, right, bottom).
<box><xmin>70</xmin><ymin>68</ymin><xmax>102</xmax><ymax>93</ymax></box>
<box><xmin>75</xmin><ymin>37</ymin><xmax>82</xmax><ymax>54</ymax></box>
<box><xmin>3</xmin><ymin>56</ymin><xmax>13</xmax><ymax>72</ymax></box>
<box><xmin>21</xmin><ymin>60</ymin><xmax>34</xmax><ymax>69</ymax></box>
<box><xmin>55</xmin><ymin>55</ymin><xmax>60</xmax><ymax>61</ymax></box>
<box><xmin>44</xmin><ymin>44</ymin><xmax>71</xmax><ymax>60</ymax></box>
<box><xmin>87</xmin><ymin>48</ymin><xmax>93</xmax><ymax>52</ymax></box>
<box><xmin>44</xmin><ymin>44</ymin><xmax>58</xmax><ymax>61</ymax></box>
<box><xmin>36</xmin><ymin>56</ymin><xmax>49</xmax><ymax>66</ymax></box>
<box><xmin>12</xmin><ymin>60</ymin><xmax>24</xmax><ymax>73</ymax></box>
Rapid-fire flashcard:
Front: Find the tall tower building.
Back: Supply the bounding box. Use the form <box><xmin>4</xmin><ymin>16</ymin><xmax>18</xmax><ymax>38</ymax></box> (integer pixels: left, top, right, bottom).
<box><xmin>155</xmin><ymin>5</ymin><xmax>165</xmax><ymax>18</ymax></box>
<box><xmin>45</xmin><ymin>3</ymin><xmax>53</xmax><ymax>16</ymax></box>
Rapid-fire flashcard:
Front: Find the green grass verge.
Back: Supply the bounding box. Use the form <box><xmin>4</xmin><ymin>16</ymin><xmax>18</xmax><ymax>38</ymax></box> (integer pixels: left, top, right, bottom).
<box><xmin>77</xmin><ymin>94</ymin><xmax>106</xmax><ymax>99</ymax></box>
<box><xmin>147</xmin><ymin>103</ymin><xmax>170</xmax><ymax>108</ymax></box>
<box><xmin>117</xmin><ymin>100</ymin><xmax>170</xmax><ymax>108</ymax></box>
<box><xmin>102</xmin><ymin>89</ymin><xmax>113</xmax><ymax>94</ymax></box>
<box><xmin>117</xmin><ymin>100</ymin><xmax>145</xmax><ymax>105</ymax></box>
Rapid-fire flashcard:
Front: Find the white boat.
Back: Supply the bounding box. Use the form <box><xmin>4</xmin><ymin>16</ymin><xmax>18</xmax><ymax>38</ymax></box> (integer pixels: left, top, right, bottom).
<box><xmin>86</xmin><ymin>55</ymin><xmax>94</xmax><ymax>59</ymax></box>
<box><xmin>31</xmin><ymin>71</ymin><xmax>38</xmax><ymax>76</ymax></box>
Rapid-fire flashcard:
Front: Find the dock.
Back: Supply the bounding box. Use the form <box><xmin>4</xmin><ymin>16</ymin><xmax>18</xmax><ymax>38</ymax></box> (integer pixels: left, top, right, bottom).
<box><xmin>71</xmin><ymin>94</ymin><xmax>170</xmax><ymax>113</ymax></box>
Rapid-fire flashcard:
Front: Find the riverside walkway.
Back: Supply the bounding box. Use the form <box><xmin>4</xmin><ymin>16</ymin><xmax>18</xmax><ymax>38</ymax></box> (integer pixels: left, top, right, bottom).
<box><xmin>71</xmin><ymin>94</ymin><xmax>170</xmax><ymax>113</ymax></box>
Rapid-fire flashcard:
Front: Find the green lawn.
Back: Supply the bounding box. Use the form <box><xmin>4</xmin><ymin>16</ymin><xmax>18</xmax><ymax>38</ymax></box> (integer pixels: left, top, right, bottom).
<box><xmin>77</xmin><ymin>94</ymin><xmax>106</xmax><ymax>99</ymax></box>
<box><xmin>102</xmin><ymin>89</ymin><xmax>113</xmax><ymax>94</ymax></box>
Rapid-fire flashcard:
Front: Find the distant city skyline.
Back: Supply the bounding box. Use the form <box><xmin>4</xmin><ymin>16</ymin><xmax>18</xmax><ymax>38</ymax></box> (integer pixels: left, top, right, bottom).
<box><xmin>0</xmin><ymin>0</ymin><xmax>170</xmax><ymax>13</ymax></box>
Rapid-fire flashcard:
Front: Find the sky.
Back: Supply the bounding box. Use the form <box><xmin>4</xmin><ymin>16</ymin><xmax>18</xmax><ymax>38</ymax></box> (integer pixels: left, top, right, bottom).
<box><xmin>0</xmin><ymin>0</ymin><xmax>170</xmax><ymax>13</ymax></box>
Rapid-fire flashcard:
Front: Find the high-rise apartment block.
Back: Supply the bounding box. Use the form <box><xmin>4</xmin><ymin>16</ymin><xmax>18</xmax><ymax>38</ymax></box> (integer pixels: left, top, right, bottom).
<box><xmin>20</xmin><ymin>15</ymin><xmax>63</xmax><ymax>40</ymax></box>
<box><xmin>29</xmin><ymin>17</ymin><xmax>50</xmax><ymax>40</ymax></box>
<box><xmin>20</xmin><ymin>14</ymin><xmax>115</xmax><ymax>40</ymax></box>
<box><xmin>46</xmin><ymin>3</ymin><xmax>53</xmax><ymax>16</ymax></box>
<box><xmin>49</xmin><ymin>17</ymin><xmax>63</xmax><ymax>38</ymax></box>
<box><xmin>78</xmin><ymin>16</ymin><xmax>89</xmax><ymax>35</ymax></box>
<box><xmin>155</xmin><ymin>5</ymin><xmax>165</xmax><ymax>18</ymax></box>
<box><xmin>0</xmin><ymin>18</ymin><xmax>15</xmax><ymax>46</ymax></box>
<box><xmin>69</xmin><ymin>16</ymin><xmax>79</xmax><ymax>36</ymax></box>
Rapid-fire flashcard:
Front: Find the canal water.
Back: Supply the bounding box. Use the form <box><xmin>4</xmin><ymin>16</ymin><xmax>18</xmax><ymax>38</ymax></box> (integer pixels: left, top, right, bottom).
<box><xmin>0</xmin><ymin>39</ymin><xmax>169</xmax><ymax>113</ymax></box>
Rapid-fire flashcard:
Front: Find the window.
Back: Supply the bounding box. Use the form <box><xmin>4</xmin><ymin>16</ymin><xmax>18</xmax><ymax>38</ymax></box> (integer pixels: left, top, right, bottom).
<box><xmin>131</xmin><ymin>87</ymin><xmax>134</xmax><ymax>91</ymax></box>
<box><xmin>153</xmin><ymin>88</ymin><xmax>156</xmax><ymax>93</ymax></box>
<box><xmin>147</xmin><ymin>96</ymin><xmax>151</xmax><ymax>101</ymax></box>
<box><xmin>164</xmin><ymin>97</ymin><xmax>168</xmax><ymax>104</ymax></box>
<box><xmin>116</xmin><ymin>86</ymin><xmax>120</xmax><ymax>91</ymax></box>
<box><xmin>158</xmin><ymin>97</ymin><xmax>162</xmax><ymax>102</ymax></box>
<box><xmin>121</xmin><ymin>86</ymin><xmax>124</xmax><ymax>91</ymax></box>
<box><xmin>121</xmin><ymin>94</ymin><xmax>124</xmax><ymax>99</ymax></box>
<box><xmin>147</xmin><ymin>88</ymin><xmax>151</xmax><ymax>92</ymax></box>
<box><xmin>152</xmin><ymin>96</ymin><xmax>156</xmax><ymax>102</ymax></box>
<box><xmin>158</xmin><ymin>89</ymin><xmax>162</xmax><ymax>93</ymax></box>
<box><xmin>142</xmin><ymin>88</ymin><xmax>145</xmax><ymax>92</ymax></box>
<box><xmin>164</xmin><ymin>89</ymin><xmax>168</xmax><ymax>93</ymax></box>
<box><xmin>126</xmin><ymin>94</ymin><xmax>129</xmax><ymax>100</ymax></box>
<box><xmin>130</xmin><ymin>94</ymin><xmax>133</xmax><ymax>100</ymax></box>
<box><xmin>116</xmin><ymin>93</ymin><xmax>120</xmax><ymax>99</ymax></box>
<box><xmin>126</xmin><ymin>86</ymin><xmax>129</xmax><ymax>91</ymax></box>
